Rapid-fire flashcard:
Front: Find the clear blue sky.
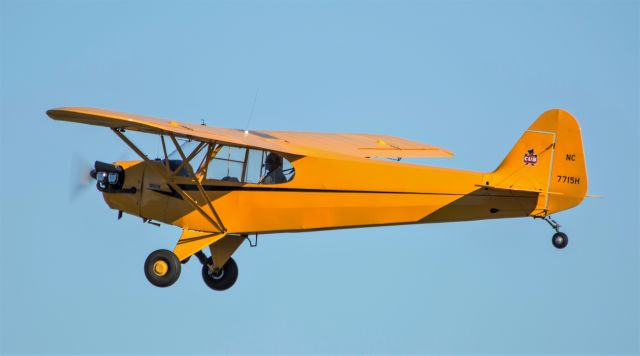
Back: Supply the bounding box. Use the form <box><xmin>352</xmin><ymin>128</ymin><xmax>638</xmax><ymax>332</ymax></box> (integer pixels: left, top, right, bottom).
<box><xmin>1</xmin><ymin>0</ymin><xmax>638</xmax><ymax>354</ymax></box>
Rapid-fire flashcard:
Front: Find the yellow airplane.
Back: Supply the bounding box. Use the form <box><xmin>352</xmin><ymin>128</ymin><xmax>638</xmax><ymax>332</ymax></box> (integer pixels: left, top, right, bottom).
<box><xmin>47</xmin><ymin>107</ymin><xmax>588</xmax><ymax>291</ymax></box>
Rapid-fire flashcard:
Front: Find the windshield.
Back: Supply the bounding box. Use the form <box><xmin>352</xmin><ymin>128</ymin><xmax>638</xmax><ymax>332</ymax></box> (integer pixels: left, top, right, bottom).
<box><xmin>165</xmin><ymin>140</ymin><xmax>207</xmax><ymax>177</ymax></box>
<box><xmin>168</xmin><ymin>140</ymin><xmax>200</xmax><ymax>160</ymax></box>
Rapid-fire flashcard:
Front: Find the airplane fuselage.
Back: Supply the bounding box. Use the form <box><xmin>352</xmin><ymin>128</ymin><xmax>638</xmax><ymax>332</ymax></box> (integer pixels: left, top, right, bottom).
<box><xmin>104</xmin><ymin>155</ymin><xmax>547</xmax><ymax>235</ymax></box>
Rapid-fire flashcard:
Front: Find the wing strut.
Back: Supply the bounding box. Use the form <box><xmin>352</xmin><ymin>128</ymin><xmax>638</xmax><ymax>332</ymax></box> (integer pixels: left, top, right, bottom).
<box><xmin>168</xmin><ymin>134</ymin><xmax>227</xmax><ymax>232</ymax></box>
<box><xmin>111</xmin><ymin>128</ymin><xmax>226</xmax><ymax>233</ymax></box>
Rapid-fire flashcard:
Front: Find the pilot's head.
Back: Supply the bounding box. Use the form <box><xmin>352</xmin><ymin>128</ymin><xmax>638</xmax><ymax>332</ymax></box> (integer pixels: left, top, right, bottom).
<box><xmin>265</xmin><ymin>153</ymin><xmax>283</xmax><ymax>171</ymax></box>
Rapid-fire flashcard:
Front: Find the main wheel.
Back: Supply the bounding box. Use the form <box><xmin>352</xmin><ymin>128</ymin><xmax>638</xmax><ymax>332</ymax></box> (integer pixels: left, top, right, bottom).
<box><xmin>144</xmin><ymin>249</ymin><xmax>181</xmax><ymax>287</ymax></box>
<box><xmin>201</xmin><ymin>257</ymin><xmax>238</xmax><ymax>291</ymax></box>
<box><xmin>552</xmin><ymin>232</ymin><xmax>569</xmax><ymax>249</ymax></box>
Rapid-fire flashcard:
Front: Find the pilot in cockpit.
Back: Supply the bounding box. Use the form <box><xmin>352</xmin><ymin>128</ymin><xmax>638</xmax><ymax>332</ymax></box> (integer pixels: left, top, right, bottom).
<box><xmin>261</xmin><ymin>152</ymin><xmax>287</xmax><ymax>184</ymax></box>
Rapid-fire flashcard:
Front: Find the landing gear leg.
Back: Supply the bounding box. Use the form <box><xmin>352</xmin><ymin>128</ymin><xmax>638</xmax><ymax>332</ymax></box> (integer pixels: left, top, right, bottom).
<box><xmin>536</xmin><ymin>216</ymin><xmax>569</xmax><ymax>249</ymax></box>
<box><xmin>194</xmin><ymin>250</ymin><xmax>208</xmax><ymax>265</ymax></box>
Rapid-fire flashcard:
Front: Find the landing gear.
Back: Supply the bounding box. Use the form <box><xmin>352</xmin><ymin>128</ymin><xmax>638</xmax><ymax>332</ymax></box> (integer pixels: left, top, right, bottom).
<box><xmin>143</xmin><ymin>249</ymin><xmax>239</xmax><ymax>290</ymax></box>
<box><xmin>201</xmin><ymin>257</ymin><xmax>238</xmax><ymax>291</ymax></box>
<box><xmin>144</xmin><ymin>235</ymin><xmax>243</xmax><ymax>290</ymax></box>
<box><xmin>144</xmin><ymin>249</ymin><xmax>181</xmax><ymax>287</ymax></box>
<box><xmin>536</xmin><ymin>215</ymin><xmax>569</xmax><ymax>249</ymax></box>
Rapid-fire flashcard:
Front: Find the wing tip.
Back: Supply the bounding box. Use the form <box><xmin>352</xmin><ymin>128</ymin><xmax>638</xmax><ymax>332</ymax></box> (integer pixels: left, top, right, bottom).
<box><xmin>46</xmin><ymin>108</ymin><xmax>66</xmax><ymax>120</ymax></box>
<box><xmin>46</xmin><ymin>107</ymin><xmax>83</xmax><ymax>120</ymax></box>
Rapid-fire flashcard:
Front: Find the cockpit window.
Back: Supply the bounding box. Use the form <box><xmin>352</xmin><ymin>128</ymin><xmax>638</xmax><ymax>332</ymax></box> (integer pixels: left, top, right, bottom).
<box><xmin>205</xmin><ymin>145</ymin><xmax>294</xmax><ymax>184</ymax></box>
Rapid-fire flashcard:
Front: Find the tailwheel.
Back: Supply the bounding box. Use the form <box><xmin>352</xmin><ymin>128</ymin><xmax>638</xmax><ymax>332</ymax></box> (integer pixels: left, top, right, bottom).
<box><xmin>552</xmin><ymin>232</ymin><xmax>569</xmax><ymax>249</ymax></box>
<box><xmin>144</xmin><ymin>249</ymin><xmax>181</xmax><ymax>287</ymax></box>
<box><xmin>535</xmin><ymin>215</ymin><xmax>569</xmax><ymax>250</ymax></box>
<box><xmin>201</xmin><ymin>257</ymin><xmax>238</xmax><ymax>291</ymax></box>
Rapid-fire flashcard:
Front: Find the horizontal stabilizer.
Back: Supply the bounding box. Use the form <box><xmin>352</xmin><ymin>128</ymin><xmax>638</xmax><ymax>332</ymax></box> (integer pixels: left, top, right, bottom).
<box><xmin>474</xmin><ymin>184</ymin><xmax>564</xmax><ymax>196</ymax></box>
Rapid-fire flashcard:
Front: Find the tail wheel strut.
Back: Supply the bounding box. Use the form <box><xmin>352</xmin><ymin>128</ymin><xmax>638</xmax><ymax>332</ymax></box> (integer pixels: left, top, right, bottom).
<box><xmin>535</xmin><ymin>215</ymin><xmax>569</xmax><ymax>249</ymax></box>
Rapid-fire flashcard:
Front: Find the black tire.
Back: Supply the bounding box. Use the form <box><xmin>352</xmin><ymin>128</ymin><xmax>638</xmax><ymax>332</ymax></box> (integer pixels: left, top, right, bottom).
<box><xmin>201</xmin><ymin>257</ymin><xmax>238</xmax><ymax>291</ymax></box>
<box><xmin>144</xmin><ymin>249</ymin><xmax>181</xmax><ymax>287</ymax></box>
<box><xmin>552</xmin><ymin>232</ymin><xmax>569</xmax><ymax>249</ymax></box>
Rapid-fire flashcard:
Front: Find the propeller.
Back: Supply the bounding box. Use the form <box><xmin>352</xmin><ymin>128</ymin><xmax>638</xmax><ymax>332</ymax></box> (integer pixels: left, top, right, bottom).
<box><xmin>69</xmin><ymin>153</ymin><xmax>96</xmax><ymax>201</ymax></box>
<box><xmin>69</xmin><ymin>149</ymin><xmax>131</xmax><ymax>201</ymax></box>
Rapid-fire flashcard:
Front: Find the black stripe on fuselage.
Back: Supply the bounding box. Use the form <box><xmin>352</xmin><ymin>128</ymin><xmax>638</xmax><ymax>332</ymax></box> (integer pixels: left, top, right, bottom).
<box><xmin>150</xmin><ymin>186</ymin><xmax>183</xmax><ymax>199</ymax></box>
<box><xmin>177</xmin><ymin>184</ymin><xmax>456</xmax><ymax>195</ymax></box>
<box><xmin>172</xmin><ymin>184</ymin><xmax>537</xmax><ymax>198</ymax></box>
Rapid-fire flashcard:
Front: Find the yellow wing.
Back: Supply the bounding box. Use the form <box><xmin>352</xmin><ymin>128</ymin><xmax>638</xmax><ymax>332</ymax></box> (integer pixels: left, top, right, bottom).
<box><xmin>46</xmin><ymin>107</ymin><xmax>293</xmax><ymax>154</ymax></box>
<box><xmin>254</xmin><ymin>130</ymin><xmax>453</xmax><ymax>159</ymax></box>
<box><xmin>47</xmin><ymin>107</ymin><xmax>453</xmax><ymax>159</ymax></box>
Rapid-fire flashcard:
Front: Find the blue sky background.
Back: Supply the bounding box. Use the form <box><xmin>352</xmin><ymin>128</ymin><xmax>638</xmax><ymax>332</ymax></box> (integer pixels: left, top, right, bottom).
<box><xmin>1</xmin><ymin>0</ymin><xmax>638</xmax><ymax>354</ymax></box>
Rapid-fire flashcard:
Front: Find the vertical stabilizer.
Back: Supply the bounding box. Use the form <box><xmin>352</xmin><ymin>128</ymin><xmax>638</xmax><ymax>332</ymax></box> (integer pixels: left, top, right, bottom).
<box><xmin>487</xmin><ymin>109</ymin><xmax>588</xmax><ymax>215</ymax></box>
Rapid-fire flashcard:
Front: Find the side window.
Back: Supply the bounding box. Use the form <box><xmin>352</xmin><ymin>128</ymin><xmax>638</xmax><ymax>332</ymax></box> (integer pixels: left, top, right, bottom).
<box><xmin>206</xmin><ymin>145</ymin><xmax>247</xmax><ymax>182</ymax></box>
<box><xmin>245</xmin><ymin>149</ymin><xmax>295</xmax><ymax>184</ymax></box>
<box><xmin>244</xmin><ymin>149</ymin><xmax>266</xmax><ymax>184</ymax></box>
<box><xmin>281</xmin><ymin>156</ymin><xmax>295</xmax><ymax>181</ymax></box>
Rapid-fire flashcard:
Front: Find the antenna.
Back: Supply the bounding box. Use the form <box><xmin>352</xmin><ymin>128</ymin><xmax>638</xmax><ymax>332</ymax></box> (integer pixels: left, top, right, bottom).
<box><xmin>244</xmin><ymin>88</ymin><xmax>260</xmax><ymax>132</ymax></box>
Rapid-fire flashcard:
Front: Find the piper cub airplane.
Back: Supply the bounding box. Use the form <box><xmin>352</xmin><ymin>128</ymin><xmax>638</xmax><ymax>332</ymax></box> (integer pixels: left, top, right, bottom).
<box><xmin>48</xmin><ymin>107</ymin><xmax>588</xmax><ymax>291</ymax></box>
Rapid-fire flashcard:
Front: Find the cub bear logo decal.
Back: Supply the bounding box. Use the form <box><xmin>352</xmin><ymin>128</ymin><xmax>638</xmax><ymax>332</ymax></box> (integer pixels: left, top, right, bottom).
<box><xmin>523</xmin><ymin>149</ymin><xmax>538</xmax><ymax>166</ymax></box>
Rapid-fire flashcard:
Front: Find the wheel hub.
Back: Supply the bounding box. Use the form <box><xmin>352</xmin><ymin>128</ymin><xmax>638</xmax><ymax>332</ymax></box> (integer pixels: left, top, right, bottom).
<box><xmin>153</xmin><ymin>260</ymin><xmax>169</xmax><ymax>276</ymax></box>
<box><xmin>207</xmin><ymin>264</ymin><xmax>224</xmax><ymax>280</ymax></box>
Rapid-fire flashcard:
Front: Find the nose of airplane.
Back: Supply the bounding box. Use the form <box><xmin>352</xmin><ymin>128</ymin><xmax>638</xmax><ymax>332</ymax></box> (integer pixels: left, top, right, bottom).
<box><xmin>93</xmin><ymin>161</ymin><xmax>137</xmax><ymax>193</ymax></box>
<box><xmin>98</xmin><ymin>160</ymin><xmax>144</xmax><ymax>217</ymax></box>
